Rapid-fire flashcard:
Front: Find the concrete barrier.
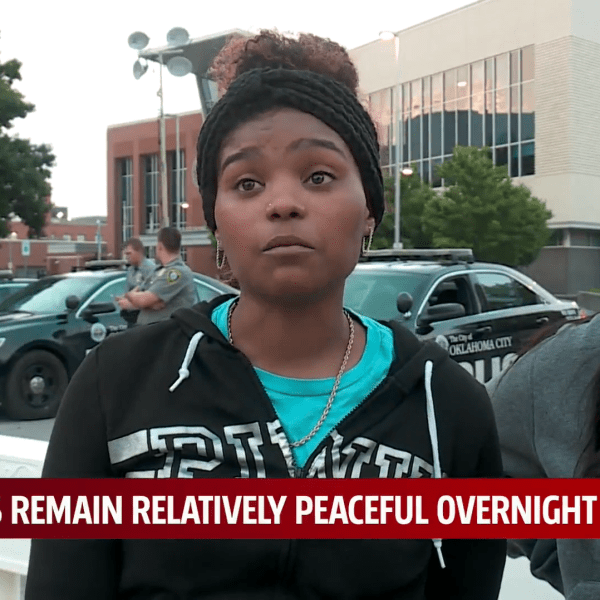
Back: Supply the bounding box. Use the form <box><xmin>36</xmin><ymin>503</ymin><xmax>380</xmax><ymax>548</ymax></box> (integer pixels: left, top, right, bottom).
<box><xmin>0</xmin><ymin>435</ymin><xmax>47</xmax><ymax>600</ymax></box>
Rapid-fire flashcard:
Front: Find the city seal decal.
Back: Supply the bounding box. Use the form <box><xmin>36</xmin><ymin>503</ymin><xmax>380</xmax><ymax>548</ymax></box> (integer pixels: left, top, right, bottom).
<box><xmin>166</xmin><ymin>268</ymin><xmax>182</xmax><ymax>284</ymax></box>
<box><xmin>90</xmin><ymin>322</ymin><xmax>107</xmax><ymax>343</ymax></box>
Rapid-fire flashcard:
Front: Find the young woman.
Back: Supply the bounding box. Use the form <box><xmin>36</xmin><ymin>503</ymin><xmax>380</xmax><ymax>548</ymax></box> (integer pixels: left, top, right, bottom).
<box><xmin>486</xmin><ymin>315</ymin><xmax>600</xmax><ymax>600</ymax></box>
<box><xmin>25</xmin><ymin>31</ymin><xmax>506</xmax><ymax>599</ymax></box>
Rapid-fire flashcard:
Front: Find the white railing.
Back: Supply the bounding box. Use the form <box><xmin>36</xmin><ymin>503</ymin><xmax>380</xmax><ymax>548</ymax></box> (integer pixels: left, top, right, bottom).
<box><xmin>0</xmin><ymin>435</ymin><xmax>48</xmax><ymax>600</ymax></box>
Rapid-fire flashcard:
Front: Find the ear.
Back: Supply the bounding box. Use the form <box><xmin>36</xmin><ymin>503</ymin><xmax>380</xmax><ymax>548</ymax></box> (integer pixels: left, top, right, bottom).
<box><xmin>364</xmin><ymin>215</ymin><xmax>375</xmax><ymax>236</ymax></box>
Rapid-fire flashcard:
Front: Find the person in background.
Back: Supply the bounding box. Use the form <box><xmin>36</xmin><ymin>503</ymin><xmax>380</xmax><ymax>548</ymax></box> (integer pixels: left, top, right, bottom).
<box><xmin>117</xmin><ymin>227</ymin><xmax>196</xmax><ymax>325</ymax></box>
<box><xmin>486</xmin><ymin>315</ymin><xmax>600</xmax><ymax>600</ymax></box>
<box><xmin>26</xmin><ymin>31</ymin><xmax>505</xmax><ymax>600</ymax></box>
<box><xmin>120</xmin><ymin>237</ymin><xmax>155</xmax><ymax>327</ymax></box>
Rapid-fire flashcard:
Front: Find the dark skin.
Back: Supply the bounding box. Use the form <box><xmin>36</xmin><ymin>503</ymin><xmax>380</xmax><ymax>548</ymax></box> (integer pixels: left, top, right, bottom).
<box><xmin>214</xmin><ymin>108</ymin><xmax>375</xmax><ymax>379</ymax></box>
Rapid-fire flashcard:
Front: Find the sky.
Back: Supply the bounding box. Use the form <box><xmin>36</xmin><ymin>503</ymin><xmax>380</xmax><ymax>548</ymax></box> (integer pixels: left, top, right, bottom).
<box><xmin>2</xmin><ymin>0</ymin><xmax>475</xmax><ymax>218</ymax></box>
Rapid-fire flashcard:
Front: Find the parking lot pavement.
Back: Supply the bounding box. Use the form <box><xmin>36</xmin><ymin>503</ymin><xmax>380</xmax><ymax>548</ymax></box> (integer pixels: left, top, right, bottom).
<box><xmin>0</xmin><ymin>415</ymin><xmax>55</xmax><ymax>441</ymax></box>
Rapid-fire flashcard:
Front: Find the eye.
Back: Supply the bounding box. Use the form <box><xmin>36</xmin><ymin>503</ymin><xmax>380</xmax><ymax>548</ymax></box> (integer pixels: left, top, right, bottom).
<box><xmin>236</xmin><ymin>178</ymin><xmax>262</xmax><ymax>192</ymax></box>
<box><xmin>307</xmin><ymin>171</ymin><xmax>334</xmax><ymax>185</ymax></box>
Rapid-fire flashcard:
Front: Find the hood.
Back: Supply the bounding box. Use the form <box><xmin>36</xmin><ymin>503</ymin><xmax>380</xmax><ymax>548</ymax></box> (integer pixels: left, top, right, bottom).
<box><xmin>169</xmin><ymin>294</ymin><xmax>447</xmax><ymax>569</ymax></box>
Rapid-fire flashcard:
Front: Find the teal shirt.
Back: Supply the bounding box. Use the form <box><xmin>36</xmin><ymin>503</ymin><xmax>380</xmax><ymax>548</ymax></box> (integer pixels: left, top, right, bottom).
<box><xmin>211</xmin><ymin>298</ymin><xmax>395</xmax><ymax>467</ymax></box>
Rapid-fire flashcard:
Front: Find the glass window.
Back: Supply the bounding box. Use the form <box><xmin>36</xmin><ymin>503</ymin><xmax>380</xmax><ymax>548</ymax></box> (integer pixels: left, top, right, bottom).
<box><xmin>423</xmin><ymin>77</ymin><xmax>431</xmax><ymax>112</ymax></box>
<box><xmin>485</xmin><ymin>58</ymin><xmax>494</xmax><ymax>91</ymax></box>
<box><xmin>432</xmin><ymin>73</ymin><xmax>443</xmax><ymax>109</ymax></box>
<box><xmin>344</xmin><ymin>271</ymin><xmax>430</xmax><ymax>321</ymax></box>
<box><xmin>170</xmin><ymin>149</ymin><xmax>187</xmax><ymax>229</ymax></box>
<box><xmin>87</xmin><ymin>279</ymin><xmax>127</xmax><ymax>307</ymax></box>
<box><xmin>510</xmin><ymin>144</ymin><xmax>519</xmax><ymax>177</ymax></box>
<box><xmin>521</xmin><ymin>46</ymin><xmax>534</xmax><ymax>81</ymax></box>
<box><xmin>411</xmin><ymin>80</ymin><xmax>422</xmax><ymax>116</ymax></box>
<box><xmin>474</xmin><ymin>272</ymin><xmax>538</xmax><ymax>312</ymax></box>
<box><xmin>472</xmin><ymin>61</ymin><xmax>484</xmax><ymax>96</ymax></box>
<box><xmin>410</xmin><ymin>116</ymin><xmax>421</xmax><ymax>161</ymax></box>
<box><xmin>144</xmin><ymin>154</ymin><xmax>160</xmax><ymax>233</ymax></box>
<box><xmin>457</xmin><ymin>66</ymin><xmax>469</xmax><ymax>97</ymax></box>
<box><xmin>431</xmin><ymin>102</ymin><xmax>442</xmax><ymax>157</ymax></box>
<box><xmin>457</xmin><ymin>97</ymin><xmax>469</xmax><ymax>146</ymax></box>
<box><xmin>521</xmin><ymin>82</ymin><xmax>535</xmax><ymax>141</ymax></box>
<box><xmin>495</xmin><ymin>89</ymin><xmax>508</xmax><ymax>145</ymax></box>
<box><xmin>402</xmin><ymin>113</ymin><xmax>409</xmax><ymax>163</ymax></box>
<box><xmin>444</xmin><ymin>69</ymin><xmax>457</xmax><ymax>103</ymax></box>
<box><xmin>422</xmin><ymin>110</ymin><xmax>430</xmax><ymax>159</ymax></box>
<box><xmin>444</xmin><ymin>102</ymin><xmax>456</xmax><ymax>154</ymax></box>
<box><xmin>422</xmin><ymin>160</ymin><xmax>431</xmax><ymax>184</ymax></box>
<box><xmin>403</xmin><ymin>83</ymin><xmax>410</xmax><ymax>115</ymax></box>
<box><xmin>471</xmin><ymin>95</ymin><xmax>484</xmax><ymax>147</ymax></box>
<box><xmin>521</xmin><ymin>142</ymin><xmax>535</xmax><ymax>175</ymax></box>
<box><xmin>432</xmin><ymin>158</ymin><xmax>442</xmax><ymax>188</ymax></box>
<box><xmin>120</xmin><ymin>158</ymin><xmax>133</xmax><ymax>246</ymax></box>
<box><xmin>495</xmin><ymin>54</ymin><xmax>509</xmax><ymax>90</ymax></box>
<box><xmin>510</xmin><ymin>86</ymin><xmax>519</xmax><ymax>143</ymax></box>
<box><xmin>0</xmin><ymin>276</ymin><xmax>106</xmax><ymax>314</ymax></box>
<box><xmin>369</xmin><ymin>89</ymin><xmax>392</xmax><ymax>167</ymax></box>
<box><xmin>495</xmin><ymin>146</ymin><xmax>508</xmax><ymax>169</ymax></box>
<box><xmin>485</xmin><ymin>91</ymin><xmax>494</xmax><ymax>146</ymax></box>
<box><xmin>510</xmin><ymin>50</ymin><xmax>520</xmax><ymax>85</ymax></box>
<box><xmin>548</xmin><ymin>229</ymin><xmax>564</xmax><ymax>246</ymax></box>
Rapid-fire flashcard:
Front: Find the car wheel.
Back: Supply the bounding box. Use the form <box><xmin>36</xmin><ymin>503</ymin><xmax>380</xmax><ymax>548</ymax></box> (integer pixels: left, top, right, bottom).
<box><xmin>5</xmin><ymin>350</ymin><xmax>68</xmax><ymax>420</ymax></box>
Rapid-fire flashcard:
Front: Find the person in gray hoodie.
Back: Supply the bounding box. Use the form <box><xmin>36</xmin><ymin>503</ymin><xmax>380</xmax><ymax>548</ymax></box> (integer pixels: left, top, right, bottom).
<box><xmin>485</xmin><ymin>314</ymin><xmax>600</xmax><ymax>600</ymax></box>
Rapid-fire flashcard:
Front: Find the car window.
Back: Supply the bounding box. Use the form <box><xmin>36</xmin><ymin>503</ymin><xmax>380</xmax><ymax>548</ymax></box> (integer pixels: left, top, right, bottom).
<box><xmin>0</xmin><ymin>276</ymin><xmax>105</xmax><ymax>313</ymax></box>
<box><xmin>473</xmin><ymin>272</ymin><xmax>539</xmax><ymax>312</ymax></box>
<box><xmin>426</xmin><ymin>276</ymin><xmax>475</xmax><ymax>315</ymax></box>
<box><xmin>86</xmin><ymin>278</ymin><xmax>127</xmax><ymax>306</ymax></box>
<box><xmin>344</xmin><ymin>271</ymin><xmax>429</xmax><ymax>320</ymax></box>
<box><xmin>195</xmin><ymin>280</ymin><xmax>222</xmax><ymax>303</ymax></box>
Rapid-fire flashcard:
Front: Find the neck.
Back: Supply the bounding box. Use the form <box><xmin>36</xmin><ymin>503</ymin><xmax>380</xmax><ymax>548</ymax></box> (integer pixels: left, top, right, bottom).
<box><xmin>228</xmin><ymin>293</ymin><xmax>365</xmax><ymax>378</ymax></box>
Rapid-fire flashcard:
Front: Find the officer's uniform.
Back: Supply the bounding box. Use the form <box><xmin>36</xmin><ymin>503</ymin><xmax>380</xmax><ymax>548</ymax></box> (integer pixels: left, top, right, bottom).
<box><xmin>137</xmin><ymin>256</ymin><xmax>197</xmax><ymax>325</ymax></box>
<box><xmin>121</xmin><ymin>258</ymin><xmax>156</xmax><ymax>327</ymax></box>
<box><xmin>126</xmin><ymin>257</ymin><xmax>156</xmax><ymax>291</ymax></box>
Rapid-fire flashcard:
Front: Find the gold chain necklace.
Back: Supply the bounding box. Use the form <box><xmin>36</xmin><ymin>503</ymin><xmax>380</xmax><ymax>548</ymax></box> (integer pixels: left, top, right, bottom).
<box><xmin>227</xmin><ymin>299</ymin><xmax>355</xmax><ymax>447</ymax></box>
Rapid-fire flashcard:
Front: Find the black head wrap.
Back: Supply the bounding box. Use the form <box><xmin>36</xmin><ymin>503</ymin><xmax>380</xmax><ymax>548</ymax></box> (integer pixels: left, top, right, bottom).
<box><xmin>196</xmin><ymin>67</ymin><xmax>384</xmax><ymax>232</ymax></box>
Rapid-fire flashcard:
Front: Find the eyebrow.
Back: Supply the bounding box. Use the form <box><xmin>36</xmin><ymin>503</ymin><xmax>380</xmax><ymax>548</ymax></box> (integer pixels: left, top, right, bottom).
<box><xmin>220</xmin><ymin>147</ymin><xmax>261</xmax><ymax>175</ymax></box>
<box><xmin>220</xmin><ymin>137</ymin><xmax>347</xmax><ymax>175</ymax></box>
<box><xmin>288</xmin><ymin>137</ymin><xmax>346</xmax><ymax>157</ymax></box>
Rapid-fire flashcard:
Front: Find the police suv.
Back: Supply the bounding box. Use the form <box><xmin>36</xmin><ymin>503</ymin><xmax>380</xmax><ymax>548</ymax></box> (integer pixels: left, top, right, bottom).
<box><xmin>344</xmin><ymin>249</ymin><xmax>583</xmax><ymax>383</ymax></box>
<box><xmin>0</xmin><ymin>269</ymin><xmax>237</xmax><ymax>420</ymax></box>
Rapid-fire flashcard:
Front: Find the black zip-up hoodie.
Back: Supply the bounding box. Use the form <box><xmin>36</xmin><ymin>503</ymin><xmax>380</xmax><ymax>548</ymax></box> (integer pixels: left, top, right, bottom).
<box><xmin>26</xmin><ymin>295</ymin><xmax>506</xmax><ymax>600</ymax></box>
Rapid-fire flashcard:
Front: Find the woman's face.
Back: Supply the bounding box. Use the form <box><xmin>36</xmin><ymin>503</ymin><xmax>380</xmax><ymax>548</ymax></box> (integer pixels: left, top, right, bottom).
<box><xmin>214</xmin><ymin>108</ymin><xmax>374</xmax><ymax>303</ymax></box>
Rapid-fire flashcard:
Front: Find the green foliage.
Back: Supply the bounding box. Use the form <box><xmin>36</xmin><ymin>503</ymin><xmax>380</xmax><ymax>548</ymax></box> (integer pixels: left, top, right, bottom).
<box><xmin>423</xmin><ymin>146</ymin><xmax>551</xmax><ymax>266</ymax></box>
<box><xmin>372</xmin><ymin>169</ymin><xmax>437</xmax><ymax>250</ymax></box>
<box><xmin>0</xmin><ymin>47</ymin><xmax>54</xmax><ymax>238</ymax></box>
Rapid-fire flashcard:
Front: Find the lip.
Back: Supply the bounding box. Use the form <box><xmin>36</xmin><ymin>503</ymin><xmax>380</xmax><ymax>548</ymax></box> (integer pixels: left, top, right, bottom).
<box><xmin>263</xmin><ymin>235</ymin><xmax>314</xmax><ymax>252</ymax></box>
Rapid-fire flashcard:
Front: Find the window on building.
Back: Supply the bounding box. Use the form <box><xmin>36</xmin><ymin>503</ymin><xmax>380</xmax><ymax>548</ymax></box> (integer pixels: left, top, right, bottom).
<box><xmin>368</xmin><ymin>89</ymin><xmax>393</xmax><ymax>168</ymax></box>
<box><xmin>144</xmin><ymin>154</ymin><xmax>160</xmax><ymax>233</ymax></box>
<box><xmin>170</xmin><ymin>149</ymin><xmax>187</xmax><ymax>230</ymax></box>
<box><xmin>369</xmin><ymin>45</ymin><xmax>535</xmax><ymax>187</ymax></box>
<box><xmin>119</xmin><ymin>157</ymin><xmax>133</xmax><ymax>245</ymax></box>
<box><xmin>77</xmin><ymin>234</ymin><xmax>85</xmax><ymax>242</ymax></box>
<box><xmin>63</xmin><ymin>234</ymin><xmax>71</xmax><ymax>241</ymax></box>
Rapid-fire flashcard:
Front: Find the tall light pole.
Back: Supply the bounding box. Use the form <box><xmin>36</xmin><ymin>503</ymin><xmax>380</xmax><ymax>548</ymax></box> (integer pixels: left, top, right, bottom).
<box><xmin>7</xmin><ymin>231</ymin><xmax>17</xmax><ymax>273</ymax></box>
<box><xmin>128</xmin><ymin>28</ymin><xmax>193</xmax><ymax>229</ymax></box>
<box><xmin>379</xmin><ymin>31</ymin><xmax>413</xmax><ymax>249</ymax></box>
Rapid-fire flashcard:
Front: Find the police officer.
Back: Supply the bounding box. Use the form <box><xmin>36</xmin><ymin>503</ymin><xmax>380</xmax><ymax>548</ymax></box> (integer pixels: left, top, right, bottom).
<box><xmin>118</xmin><ymin>227</ymin><xmax>197</xmax><ymax>325</ymax></box>
<box><xmin>124</xmin><ymin>238</ymin><xmax>155</xmax><ymax>291</ymax></box>
<box><xmin>120</xmin><ymin>238</ymin><xmax>156</xmax><ymax>327</ymax></box>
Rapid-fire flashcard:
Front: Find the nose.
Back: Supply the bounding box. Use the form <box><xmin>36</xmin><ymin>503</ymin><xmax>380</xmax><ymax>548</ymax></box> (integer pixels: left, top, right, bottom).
<box><xmin>265</xmin><ymin>184</ymin><xmax>306</xmax><ymax>221</ymax></box>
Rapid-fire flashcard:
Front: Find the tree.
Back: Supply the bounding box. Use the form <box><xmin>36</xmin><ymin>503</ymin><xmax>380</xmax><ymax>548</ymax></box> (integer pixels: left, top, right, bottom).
<box><xmin>0</xmin><ymin>49</ymin><xmax>55</xmax><ymax>238</ymax></box>
<box><xmin>372</xmin><ymin>170</ymin><xmax>438</xmax><ymax>250</ymax></box>
<box><xmin>423</xmin><ymin>146</ymin><xmax>551</xmax><ymax>266</ymax></box>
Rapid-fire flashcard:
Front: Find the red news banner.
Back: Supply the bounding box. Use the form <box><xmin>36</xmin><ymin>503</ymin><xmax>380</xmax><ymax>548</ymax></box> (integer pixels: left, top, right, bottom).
<box><xmin>0</xmin><ymin>478</ymin><xmax>598</xmax><ymax>539</ymax></box>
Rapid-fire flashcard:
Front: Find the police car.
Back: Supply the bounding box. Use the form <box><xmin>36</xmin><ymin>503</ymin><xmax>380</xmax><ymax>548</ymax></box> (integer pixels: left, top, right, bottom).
<box><xmin>344</xmin><ymin>249</ymin><xmax>584</xmax><ymax>384</ymax></box>
<box><xmin>0</xmin><ymin>269</ymin><xmax>237</xmax><ymax>420</ymax></box>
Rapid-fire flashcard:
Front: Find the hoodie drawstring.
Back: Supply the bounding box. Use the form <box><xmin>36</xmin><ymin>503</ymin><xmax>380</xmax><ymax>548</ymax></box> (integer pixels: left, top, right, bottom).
<box><xmin>424</xmin><ymin>359</ymin><xmax>446</xmax><ymax>569</ymax></box>
<box><xmin>169</xmin><ymin>331</ymin><xmax>205</xmax><ymax>392</ymax></box>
